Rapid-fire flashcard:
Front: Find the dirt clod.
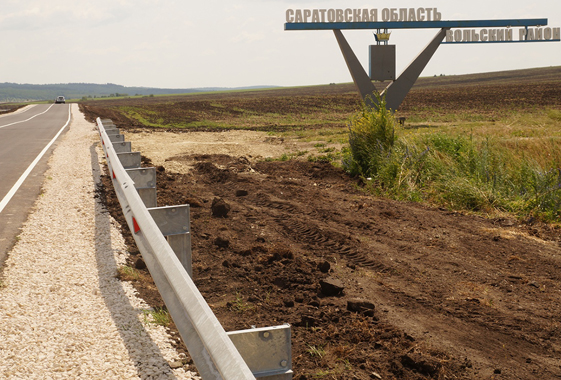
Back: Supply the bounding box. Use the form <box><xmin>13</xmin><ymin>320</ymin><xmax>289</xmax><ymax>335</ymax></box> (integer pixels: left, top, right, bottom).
<box><xmin>317</xmin><ymin>260</ymin><xmax>331</xmax><ymax>273</ymax></box>
<box><xmin>347</xmin><ymin>298</ymin><xmax>375</xmax><ymax>313</ymax></box>
<box><xmin>213</xmin><ymin>236</ymin><xmax>230</xmax><ymax>248</ymax></box>
<box><xmin>134</xmin><ymin>258</ymin><xmax>147</xmax><ymax>270</ymax></box>
<box><xmin>185</xmin><ymin>197</ymin><xmax>204</xmax><ymax>208</ymax></box>
<box><xmin>400</xmin><ymin>353</ymin><xmax>441</xmax><ymax>377</ymax></box>
<box><xmin>211</xmin><ymin>197</ymin><xmax>230</xmax><ymax>217</ymax></box>
<box><xmin>319</xmin><ymin>277</ymin><xmax>345</xmax><ymax>297</ymax></box>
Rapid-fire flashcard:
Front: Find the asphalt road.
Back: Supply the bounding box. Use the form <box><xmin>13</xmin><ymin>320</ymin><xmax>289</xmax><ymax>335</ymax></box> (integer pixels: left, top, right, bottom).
<box><xmin>0</xmin><ymin>103</ymin><xmax>71</xmax><ymax>267</ymax></box>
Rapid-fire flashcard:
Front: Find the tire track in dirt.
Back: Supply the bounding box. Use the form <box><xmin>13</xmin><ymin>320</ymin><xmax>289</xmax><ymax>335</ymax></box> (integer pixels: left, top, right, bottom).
<box><xmin>234</xmin><ymin>159</ymin><xmax>561</xmax><ymax>379</ymax></box>
<box><xmin>251</xmin><ymin>192</ymin><xmax>391</xmax><ymax>272</ymax></box>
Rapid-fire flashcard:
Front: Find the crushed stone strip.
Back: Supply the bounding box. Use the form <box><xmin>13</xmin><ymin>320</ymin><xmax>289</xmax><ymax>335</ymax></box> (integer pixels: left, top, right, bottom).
<box><xmin>0</xmin><ymin>104</ymin><xmax>199</xmax><ymax>380</ymax></box>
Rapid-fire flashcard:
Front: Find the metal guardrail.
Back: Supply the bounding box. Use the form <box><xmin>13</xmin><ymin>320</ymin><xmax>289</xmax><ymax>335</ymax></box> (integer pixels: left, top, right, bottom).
<box><xmin>95</xmin><ymin>118</ymin><xmax>292</xmax><ymax>380</ymax></box>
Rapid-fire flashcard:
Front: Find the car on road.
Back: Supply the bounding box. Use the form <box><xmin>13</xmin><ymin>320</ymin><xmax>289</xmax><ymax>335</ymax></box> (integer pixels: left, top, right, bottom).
<box><xmin>55</xmin><ymin>96</ymin><xmax>65</xmax><ymax>104</ymax></box>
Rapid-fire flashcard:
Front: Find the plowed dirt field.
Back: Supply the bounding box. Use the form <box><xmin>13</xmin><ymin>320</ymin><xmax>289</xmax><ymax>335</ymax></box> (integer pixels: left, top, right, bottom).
<box><xmin>83</xmin><ymin>67</ymin><xmax>561</xmax><ymax>380</ymax></box>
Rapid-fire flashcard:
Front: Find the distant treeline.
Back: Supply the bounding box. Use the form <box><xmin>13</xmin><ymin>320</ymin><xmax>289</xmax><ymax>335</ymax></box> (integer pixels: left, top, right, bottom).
<box><xmin>0</xmin><ymin>83</ymin><xmax>276</xmax><ymax>102</ymax></box>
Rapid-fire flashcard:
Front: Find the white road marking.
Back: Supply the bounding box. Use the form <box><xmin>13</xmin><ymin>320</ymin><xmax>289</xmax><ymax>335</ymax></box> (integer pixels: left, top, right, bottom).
<box><xmin>0</xmin><ymin>104</ymin><xmax>55</xmax><ymax>129</ymax></box>
<box><xmin>0</xmin><ymin>104</ymin><xmax>71</xmax><ymax>214</ymax></box>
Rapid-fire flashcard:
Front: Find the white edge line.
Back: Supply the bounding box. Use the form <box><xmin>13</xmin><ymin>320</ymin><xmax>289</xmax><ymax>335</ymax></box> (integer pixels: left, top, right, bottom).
<box><xmin>0</xmin><ymin>103</ymin><xmax>55</xmax><ymax>129</ymax></box>
<box><xmin>0</xmin><ymin>104</ymin><xmax>72</xmax><ymax>214</ymax></box>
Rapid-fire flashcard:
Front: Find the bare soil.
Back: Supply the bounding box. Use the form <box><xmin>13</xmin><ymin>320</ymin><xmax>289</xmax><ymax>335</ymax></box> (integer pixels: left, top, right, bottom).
<box><xmin>83</xmin><ymin>70</ymin><xmax>561</xmax><ymax>380</ymax></box>
<box><xmin>80</xmin><ymin>66</ymin><xmax>561</xmax><ymax>133</ymax></box>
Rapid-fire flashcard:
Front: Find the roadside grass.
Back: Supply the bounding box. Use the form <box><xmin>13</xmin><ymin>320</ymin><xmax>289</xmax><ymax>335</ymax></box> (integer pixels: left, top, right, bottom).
<box><xmin>264</xmin><ymin>150</ymin><xmax>309</xmax><ymax>162</ymax></box>
<box><xmin>116</xmin><ymin>265</ymin><xmax>140</xmax><ymax>281</ymax></box>
<box><xmin>120</xmin><ymin>111</ymin><xmax>347</xmax><ymax>131</ymax></box>
<box><xmin>344</xmin><ymin>102</ymin><xmax>561</xmax><ymax>222</ymax></box>
<box><xmin>229</xmin><ymin>292</ymin><xmax>255</xmax><ymax>313</ymax></box>
<box><xmin>306</xmin><ymin>345</ymin><xmax>326</xmax><ymax>363</ymax></box>
<box><xmin>307</xmin><ymin>148</ymin><xmax>344</xmax><ymax>164</ymax></box>
<box><xmin>280</xmin><ymin>126</ymin><xmax>349</xmax><ymax>144</ymax></box>
<box><xmin>142</xmin><ymin>307</ymin><xmax>171</xmax><ymax>326</ymax></box>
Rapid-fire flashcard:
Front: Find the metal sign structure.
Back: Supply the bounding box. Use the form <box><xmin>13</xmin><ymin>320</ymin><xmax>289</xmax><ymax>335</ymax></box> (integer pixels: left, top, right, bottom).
<box><xmin>285</xmin><ymin>8</ymin><xmax>560</xmax><ymax>110</ymax></box>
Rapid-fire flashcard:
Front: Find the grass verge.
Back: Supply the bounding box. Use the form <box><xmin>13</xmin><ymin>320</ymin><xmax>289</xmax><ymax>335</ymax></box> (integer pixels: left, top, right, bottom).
<box><xmin>116</xmin><ymin>265</ymin><xmax>141</xmax><ymax>281</ymax></box>
<box><xmin>142</xmin><ymin>307</ymin><xmax>171</xmax><ymax>326</ymax></box>
<box><xmin>344</xmin><ymin>101</ymin><xmax>561</xmax><ymax>222</ymax></box>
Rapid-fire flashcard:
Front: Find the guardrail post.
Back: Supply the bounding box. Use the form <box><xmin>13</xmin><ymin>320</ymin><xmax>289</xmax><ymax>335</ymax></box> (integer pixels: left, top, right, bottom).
<box><xmin>227</xmin><ymin>324</ymin><xmax>293</xmax><ymax>379</ymax></box>
<box><xmin>117</xmin><ymin>152</ymin><xmax>141</xmax><ymax>169</ymax></box>
<box><xmin>148</xmin><ymin>205</ymin><xmax>192</xmax><ymax>276</ymax></box>
<box><xmin>127</xmin><ymin>167</ymin><xmax>157</xmax><ymax>208</ymax></box>
<box><xmin>105</xmin><ymin>128</ymin><xmax>121</xmax><ymax>136</ymax></box>
<box><xmin>114</xmin><ymin>141</ymin><xmax>132</xmax><ymax>154</ymax></box>
<box><xmin>109</xmin><ymin>134</ymin><xmax>125</xmax><ymax>143</ymax></box>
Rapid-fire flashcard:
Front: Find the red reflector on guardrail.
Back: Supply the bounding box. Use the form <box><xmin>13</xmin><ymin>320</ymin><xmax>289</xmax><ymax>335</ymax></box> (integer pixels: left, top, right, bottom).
<box><xmin>132</xmin><ymin>217</ymin><xmax>141</xmax><ymax>234</ymax></box>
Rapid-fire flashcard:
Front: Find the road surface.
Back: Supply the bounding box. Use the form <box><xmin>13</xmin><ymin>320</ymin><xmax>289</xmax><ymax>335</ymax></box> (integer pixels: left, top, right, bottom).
<box><xmin>0</xmin><ymin>103</ymin><xmax>71</xmax><ymax>267</ymax></box>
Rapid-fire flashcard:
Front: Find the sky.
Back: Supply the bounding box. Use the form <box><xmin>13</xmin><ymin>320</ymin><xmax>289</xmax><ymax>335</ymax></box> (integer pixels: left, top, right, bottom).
<box><xmin>1</xmin><ymin>0</ymin><xmax>560</xmax><ymax>88</ymax></box>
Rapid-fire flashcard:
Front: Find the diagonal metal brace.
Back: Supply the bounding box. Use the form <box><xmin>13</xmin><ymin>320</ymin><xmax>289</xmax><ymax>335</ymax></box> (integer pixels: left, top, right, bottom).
<box><xmin>382</xmin><ymin>28</ymin><xmax>449</xmax><ymax>110</ymax></box>
<box><xmin>333</xmin><ymin>29</ymin><xmax>377</xmax><ymax>108</ymax></box>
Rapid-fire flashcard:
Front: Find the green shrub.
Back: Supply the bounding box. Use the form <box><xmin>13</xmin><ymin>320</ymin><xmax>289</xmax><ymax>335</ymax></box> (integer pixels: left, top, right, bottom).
<box><xmin>343</xmin><ymin>98</ymin><xmax>561</xmax><ymax>222</ymax></box>
<box><xmin>343</xmin><ymin>95</ymin><xmax>396</xmax><ymax>177</ymax></box>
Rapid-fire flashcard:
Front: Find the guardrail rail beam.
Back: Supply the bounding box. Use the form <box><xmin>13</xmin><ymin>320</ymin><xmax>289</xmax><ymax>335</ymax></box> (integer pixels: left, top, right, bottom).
<box><xmin>96</xmin><ymin>118</ymin><xmax>293</xmax><ymax>379</ymax></box>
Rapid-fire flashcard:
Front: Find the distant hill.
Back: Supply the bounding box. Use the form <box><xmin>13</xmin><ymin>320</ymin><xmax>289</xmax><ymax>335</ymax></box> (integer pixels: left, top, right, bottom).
<box><xmin>0</xmin><ymin>82</ymin><xmax>278</xmax><ymax>102</ymax></box>
<box><xmin>3</xmin><ymin>65</ymin><xmax>559</xmax><ymax>103</ymax></box>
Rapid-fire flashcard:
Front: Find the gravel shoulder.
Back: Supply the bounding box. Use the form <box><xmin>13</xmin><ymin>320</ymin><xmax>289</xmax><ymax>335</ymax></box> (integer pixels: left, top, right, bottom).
<box><xmin>0</xmin><ymin>105</ymin><xmax>197</xmax><ymax>379</ymax></box>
